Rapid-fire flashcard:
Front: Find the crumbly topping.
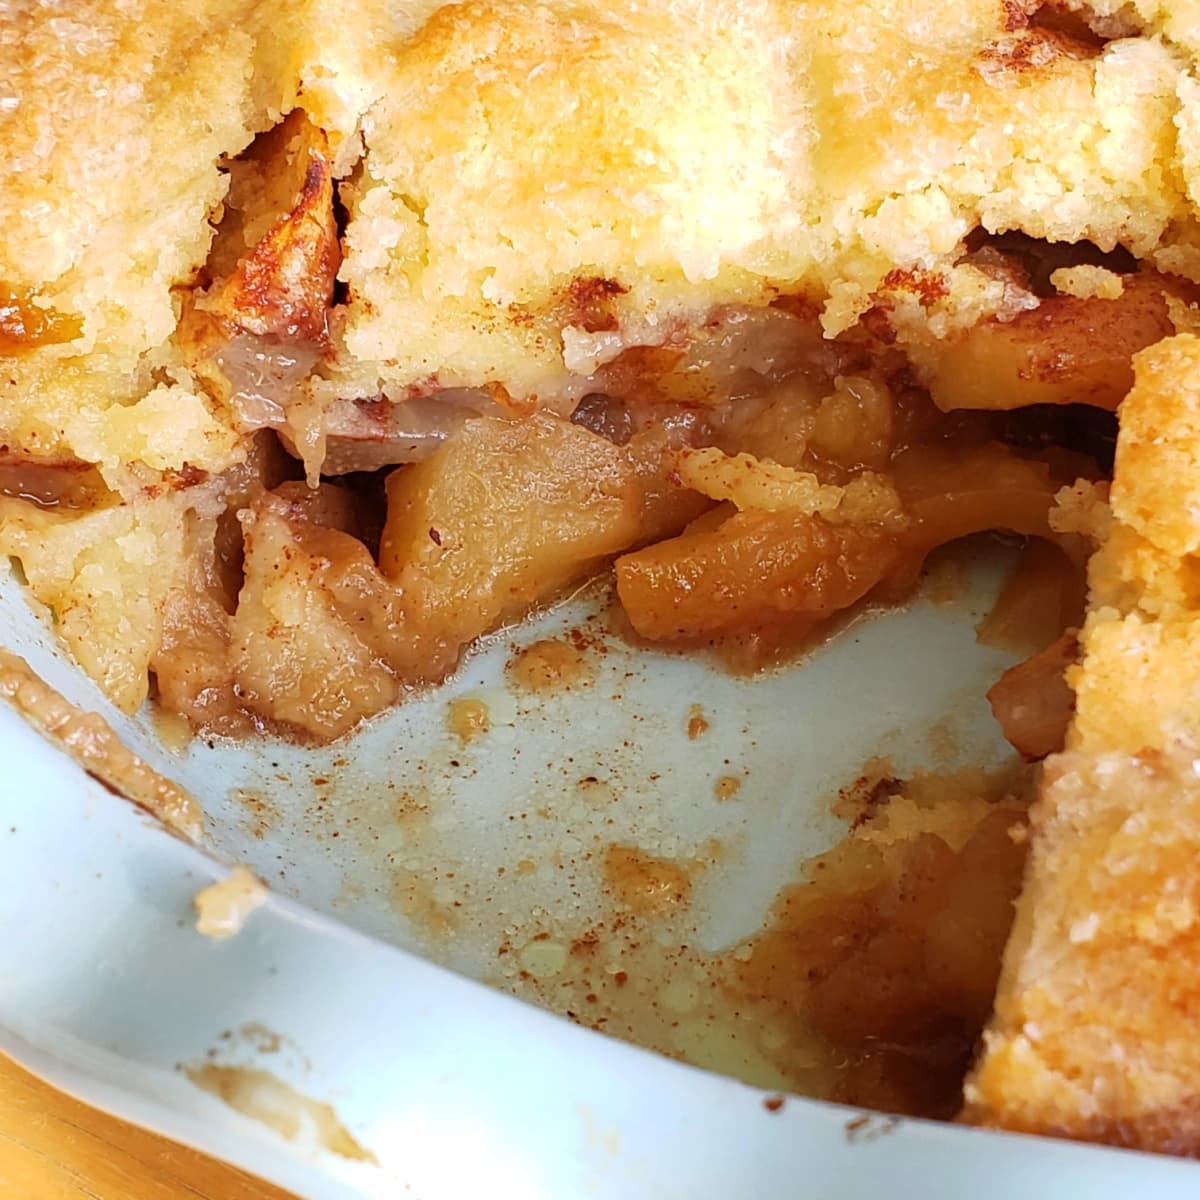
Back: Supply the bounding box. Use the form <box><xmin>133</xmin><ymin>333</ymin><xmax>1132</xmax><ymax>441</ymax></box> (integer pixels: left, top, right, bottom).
<box><xmin>967</xmin><ymin>336</ymin><xmax>1200</xmax><ymax>1149</ymax></box>
<box><xmin>194</xmin><ymin>865</ymin><xmax>268</xmax><ymax>939</ymax></box>
<box><xmin>1049</xmin><ymin>480</ymin><xmax>1112</xmax><ymax>543</ymax></box>
<box><xmin>0</xmin><ymin>496</ymin><xmax>189</xmax><ymax>714</ymax></box>
<box><xmin>1049</xmin><ymin>265</ymin><xmax>1125</xmax><ymax>301</ymax></box>
<box><xmin>673</xmin><ymin>446</ymin><xmax>904</xmax><ymax>526</ymax></box>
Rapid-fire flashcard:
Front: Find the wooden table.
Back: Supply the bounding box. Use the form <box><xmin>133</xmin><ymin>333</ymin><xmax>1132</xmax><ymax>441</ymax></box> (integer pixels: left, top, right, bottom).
<box><xmin>0</xmin><ymin>1054</ymin><xmax>295</xmax><ymax>1199</ymax></box>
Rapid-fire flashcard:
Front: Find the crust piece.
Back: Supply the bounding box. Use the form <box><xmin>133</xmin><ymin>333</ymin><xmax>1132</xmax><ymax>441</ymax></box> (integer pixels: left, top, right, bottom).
<box><xmin>964</xmin><ymin>335</ymin><xmax>1200</xmax><ymax>1153</ymax></box>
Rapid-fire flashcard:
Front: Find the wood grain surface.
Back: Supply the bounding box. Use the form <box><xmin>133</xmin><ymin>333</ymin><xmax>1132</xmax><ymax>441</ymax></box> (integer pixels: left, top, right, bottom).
<box><xmin>0</xmin><ymin>1054</ymin><xmax>296</xmax><ymax>1199</ymax></box>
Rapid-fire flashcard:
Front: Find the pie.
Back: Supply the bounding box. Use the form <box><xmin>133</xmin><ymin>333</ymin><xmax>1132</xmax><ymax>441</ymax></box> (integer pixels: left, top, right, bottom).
<box><xmin>6</xmin><ymin>0</ymin><xmax>1200</xmax><ymax>1152</ymax></box>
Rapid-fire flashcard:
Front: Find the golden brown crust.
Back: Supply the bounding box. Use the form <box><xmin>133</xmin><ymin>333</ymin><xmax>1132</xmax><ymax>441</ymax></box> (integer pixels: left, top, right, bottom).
<box><xmin>335</xmin><ymin>0</ymin><xmax>1192</xmax><ymax>400</ymax></box>
<box><xmin>965</xmin><ymin>747</ymin><xmax>1200</xmax><ymax>1154</ymax></box>
<box><xmin>0</xmin><ymin>648</ymin><xmax>201</xmax><ymax>840</ymax></box>
<box><xmin>965</xmin><ymin>336</ymin><xmax>1200</xmax><ymax>1151</ymax></box>
<box><xmin>0</xmin><ymin>495</ymin><xmax>191</xmax><ymax>713</ymax></box>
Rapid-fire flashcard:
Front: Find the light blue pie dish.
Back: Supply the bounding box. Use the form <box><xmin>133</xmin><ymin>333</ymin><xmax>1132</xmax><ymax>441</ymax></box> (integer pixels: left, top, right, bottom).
<box><xmin>2</xmin><ymin>551</ymin><xmax>1198</xmax><ymax>1199</ymax></box>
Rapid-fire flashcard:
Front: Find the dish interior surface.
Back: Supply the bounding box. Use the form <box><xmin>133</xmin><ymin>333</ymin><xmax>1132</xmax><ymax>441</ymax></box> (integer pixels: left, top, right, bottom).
<box><xmin>1</xmin><ymin>535</ymin><xmax>1025</xmax><ymax>1083</ymax></box>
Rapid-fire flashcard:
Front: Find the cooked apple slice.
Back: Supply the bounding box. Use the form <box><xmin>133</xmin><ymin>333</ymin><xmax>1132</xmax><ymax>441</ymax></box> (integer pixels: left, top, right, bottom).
<box><xmin>179</xmin><ymin>109</ymin><xmax>339</xmax><ymax>458</ymax></box>
<box><xmin>987</xmin><ymin>631</ymin><xmax>1079</xmax><ymax>760</ymax></box>
<box><xmin>380</xmin><ymin>412</ymin><xmax>703</xmax><ymax>680</ymax></box>
<box><xmin>196</xmin><ymin>109</ymin><xmax>339</xmax><ymax>343</ymax></box>
<box><xmin>617</xmin><ymin>508</ymin><xmax>905</xmax><ymax>643</ymax></box>
<box><xmin>231</xmin><ymin>492</ymin><xmax>405</xmax><ymax>741</ymax></box>
<box><xmin>925</xmin><ymin>273</ymin><xmax>1175</xmax><ymax>412</ymax></box>
<box><xmin>617</xmin><ymin>443</ymin><xmax>1080</xmax><ymax>645</ymax></box>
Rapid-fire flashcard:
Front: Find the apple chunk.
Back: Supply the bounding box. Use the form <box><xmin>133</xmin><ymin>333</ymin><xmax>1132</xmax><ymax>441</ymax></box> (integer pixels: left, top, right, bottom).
<box><xmin>926</xmin><ymin>275</ymin><xmax>1174</xmax><ymax>412</ymax></box>
<box><xmin>380</xmin><ymin>412</ymin><xmax>700</xmax><ymax>678</ymax></box>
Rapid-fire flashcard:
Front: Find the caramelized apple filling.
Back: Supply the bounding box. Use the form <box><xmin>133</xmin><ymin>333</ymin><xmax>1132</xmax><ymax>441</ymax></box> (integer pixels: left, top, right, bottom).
<box><xmin>137</xmin><ymin>372</ymin><xmax>1103</xmax><ymax>741</ymax></box>
<box><xmin>0</xmin><ymin>285</ymin><xmax>81</xmax><ymax>354</ymax></box>
<box><xmin>0</xmin><ymin>102</ymin><xmax>1172</xmax><ymax>743</ymax></box>
<box><xmin>924</xmin><ymin>272</ymin><xmax>1178</xmax><ymax>413</ymax></box>
<box><xmin>178</xmin><ymin>110</ymin><xmax>340</xmax><ymax>481</ymax></box>
<box><xmin>109</xmin><ymin>191</ymin><xmax>1149</xmax><ymax>739</ymax></box>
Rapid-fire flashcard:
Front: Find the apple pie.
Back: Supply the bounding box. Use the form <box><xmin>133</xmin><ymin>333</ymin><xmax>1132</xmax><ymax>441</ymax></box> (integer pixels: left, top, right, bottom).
<box><xmin>7</xmin><ymin>0</ymin><xmax>1200</xmax><ymax>1152</ymax></box>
